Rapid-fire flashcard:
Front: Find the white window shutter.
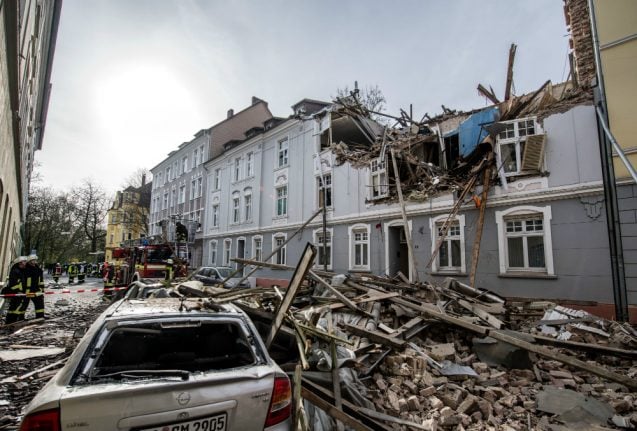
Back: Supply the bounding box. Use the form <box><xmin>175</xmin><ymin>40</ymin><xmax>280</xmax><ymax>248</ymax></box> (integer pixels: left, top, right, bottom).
<box><xmin>522</xmin><ymin>134</ymin><xmax>546</xmax><ymax>171</ymax></box>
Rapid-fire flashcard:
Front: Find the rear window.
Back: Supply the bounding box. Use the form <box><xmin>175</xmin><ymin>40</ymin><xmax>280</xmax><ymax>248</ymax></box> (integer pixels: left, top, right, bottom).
<box><xmin>76</xmin><ymin>319</ymin><xmax>258</xmax><ymax>383</ymax></box>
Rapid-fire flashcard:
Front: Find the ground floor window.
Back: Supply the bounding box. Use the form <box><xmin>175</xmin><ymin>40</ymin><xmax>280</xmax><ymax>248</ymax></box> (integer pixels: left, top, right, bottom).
<box><xmin>209</xmin><ymin>240</ymin><xmax>217</xmax><ymax>265</ymax></box>
<box><xmin>314</xmin><ymin>228</ymin><xmax>333</xmax><ymax>269</ymax></box>
<box><xmin>349</xmin><ymin>224</ymin><xmax>370</xmax><ymax>270</ymax></box>
<box><xmin>273</xmin><ymin>233</ymin><xmax>286</xmax><ymax>265</ymax></box>
<box><xmin>430</xmin><ymin>214</ymin><xmax>466</xmax><ymax>273</ymax></box>
<box><xmin>253</xmin><ymin>236</ymin><xmax>262</xmax><ymax>262</ymax></box>
<box><xmin>495</xmin><ymin>206</ymin><xmax>554</xmax><ymax>275</ymax></box>
<box><xmin>223</xmin><ymin>239</ymin><xmax>232</xmax><ymax>266</ymax></box>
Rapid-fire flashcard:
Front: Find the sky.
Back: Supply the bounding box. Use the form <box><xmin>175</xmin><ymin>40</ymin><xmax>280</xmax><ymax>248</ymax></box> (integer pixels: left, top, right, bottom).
<box><xmin>37</xmin><ymin>0</ymin><xmax>571</xmax><ymax>194</ymax></box>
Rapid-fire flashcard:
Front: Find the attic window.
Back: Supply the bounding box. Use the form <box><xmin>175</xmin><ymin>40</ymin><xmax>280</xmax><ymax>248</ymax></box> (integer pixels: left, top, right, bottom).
<box><xmin>496</xmin><ymin>118</ymin><xmax>544</xmax><ymax>176</ymax></box>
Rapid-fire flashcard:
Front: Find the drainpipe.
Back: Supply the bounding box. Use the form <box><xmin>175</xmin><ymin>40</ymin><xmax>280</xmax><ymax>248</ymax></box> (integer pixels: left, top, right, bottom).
<box><xmin>587</xmin><ymin>0</ymin><xmax>629</xmax><ymax>321</ymax></box>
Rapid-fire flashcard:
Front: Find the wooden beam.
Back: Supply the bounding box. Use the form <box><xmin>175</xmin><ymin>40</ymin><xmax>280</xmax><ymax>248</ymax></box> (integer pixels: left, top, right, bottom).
<box><xmin>341</xmin><ymin>323</ymin><xmax>405</xmax><ymax>349</ymax></box>
<box><xmin>504</xmin><ymin>43</ymin><xmax>517</xmax><ymax>101</ymax></box>
<box><xmin>469</xmin><ymin>156</ymin><xmax>493</xmax><ymax>287</ymax></box>
<box><xmin>308</xmin><ymin>270</ymin><xmax>370</xmax><ymax>317</ymax></box>
<box><xmin>265</xmin><ymin>243</ymin><xmax>316</xmax><ymax>348</ymax></box>
<box><xmin>477</xmin><ymin>83</ymin><xmax>500</xmax><ymax>105</ymax></box>
<box><xmin>390</xmin><ymin>147</ymin><xmax>419</xmax><ymax>282</ymax></box>
<box><xmin>300</xmin><ymin>388</ymin><xmax>374</xmax><ymax>431</ymax></box>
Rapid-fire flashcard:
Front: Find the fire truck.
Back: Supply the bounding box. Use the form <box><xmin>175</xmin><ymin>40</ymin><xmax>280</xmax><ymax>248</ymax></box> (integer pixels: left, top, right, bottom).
<box><xmin>111</xmin><ymin>244</ymin><xmax>185</xmax><ymax>286</ymax></box>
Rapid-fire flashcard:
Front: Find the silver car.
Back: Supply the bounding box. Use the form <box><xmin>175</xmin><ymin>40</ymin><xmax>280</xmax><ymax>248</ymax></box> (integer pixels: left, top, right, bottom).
<box><xmin>20</xmin><ymin>298</ymin><xmax>292</xmax><ymax>430</ymax></box>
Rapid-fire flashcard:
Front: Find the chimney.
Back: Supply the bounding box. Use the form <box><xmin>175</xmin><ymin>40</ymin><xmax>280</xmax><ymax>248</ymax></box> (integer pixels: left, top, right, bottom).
<box><xmin>227</xmin><ymin>109</ymin><xmax>234</xmax><ymax>118</ymax></box>
<box><xmin>252</xmin><ymin>96</ymin><xmax>260</xmax><ymax>105</ymax></box>
<box><xmin>141</xmin><ymin>173</ymin><xmax>146</xmax><ymax>186</ymax></box>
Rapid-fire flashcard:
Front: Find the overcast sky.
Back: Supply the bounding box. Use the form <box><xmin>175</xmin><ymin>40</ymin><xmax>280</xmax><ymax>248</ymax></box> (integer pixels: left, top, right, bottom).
<box><xmin>37</xmin><ymin>0</ymin><xmax>570</xmax><ymax>194</ymax></box>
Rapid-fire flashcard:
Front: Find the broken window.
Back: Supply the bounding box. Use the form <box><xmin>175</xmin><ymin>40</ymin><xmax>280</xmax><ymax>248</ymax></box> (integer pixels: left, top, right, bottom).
<box><xmin>314</xmin><ymin>229</ymin><xmax>332</xmax><ymax>269</ymax></box>
<box><xmin>497</xmin><ymin>118</ymin><xmax>544</xmax><ymax>176</ymax></box>
<box><xmin>275</xmin><ymin>185</ymin><xmax>287</xmax><ymax>217</ymax></box>
<box><xmin>317</xmin><ymin>173</ymin><xmax>332</xmax><ymax>209</ymax></box>
<box><xmin>84</xmin><ymin>321</ymin><xmax>256</xmax><ymax>379</ymax></box>
<box><xmin>273</xmin><ymin>234</ymin><xmax>286</xmax><ymax>265</ymax></box>
<box><xmin>350</xmin><ymin>225</ymin><xmax>370</xmax><ymax>270</ymax></box>
<box><xmin>277</xmin><ymin>138</ymin><xmax>288</xmax><ymax>168</ymax></box>
<box><xmin>370</xmin><ymin>158</ymin><xmax>388</xmax><ymax>199</ymax></box>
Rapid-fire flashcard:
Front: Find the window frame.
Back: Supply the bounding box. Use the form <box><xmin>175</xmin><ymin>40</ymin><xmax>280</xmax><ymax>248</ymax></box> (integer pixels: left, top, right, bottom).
<box><xmin>209</xmin><ymin>240</ymin><xmax>217</xmax><ymax>265</ymax></box>
<box><xmin>317</xmin><ymin>173</ymin><xmax>333</xmax><ymax>209</ymax></box>
<box><xmin>211</xmin><ymin>204</ymin><xmax>219</xmax><ymax>228</ymax></box>
<box><xmin>213</xmin><ymin>169</ymin><xmax>221</xmax><ymax>190</ymax></box>
<box><xmin>370</xmin><ymin>158</ymin><xmax>388</xmax><ymax>199</ymax></box>
<box><xmin>313</xmin><ymin>228</ymin><xmax>333</xmax><ymax>270</ymax></box>
<box><xmin>234</xmin><ymin>157</ymin><xmax>242</xmax><ymax>182</ymax></box>
<box><xmin>275</xmin><ymin>185</ymin><xmax>288</xmax><ymax>217</ymax></box>
<box><xmin>244</xmin><ymin>192</ymin><xmax>252</xmax><ymax>222</ymax></box>
<box><xmin>232</xmin><ymin>192</ymin><xmax>241</xmax><ymax>224</ymax></box>
<box><xmin>348</xmin><ymin>224</ymin><xmax>370</xmax><ymax>271</ymax></box>
<box><xmin>277</xmin><ymin>138</ymin><xmax>289</xmax><ymax>168</ymax></box>
<box><xmin>246</xmin><ymin>152</ymin><xmax>254</xmax><ymax>177</ymax></box>
<box><xmin>429</xmin><ymin>214</ymin><xmax>466</xmax><ymax>274</ymax></box>
<box><xmin>496</xmin><ymin>117</ymin><xmax>542</xmax><ymax>177</ymax></box>
<box><xmin>495</xmin><ymin>205</ymin><xmax>554</xmax><ymax>276</ymax></box>
<box><xmin>272</xmin><ymin>233</ymin><xmax>287</xmax><ymax>266</ymax></box>
<box><xmin>223</xmin><ymin>239</ymin><xmax>232</xmax><ymax>266</ymax></box>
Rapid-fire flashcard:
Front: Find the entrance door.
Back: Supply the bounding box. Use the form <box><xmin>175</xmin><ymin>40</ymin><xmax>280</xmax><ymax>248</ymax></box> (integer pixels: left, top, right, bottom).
<box><xmin>387</xmin><ymin>225</ymin><xmax>410</xmax><ymax>279</ymax></box>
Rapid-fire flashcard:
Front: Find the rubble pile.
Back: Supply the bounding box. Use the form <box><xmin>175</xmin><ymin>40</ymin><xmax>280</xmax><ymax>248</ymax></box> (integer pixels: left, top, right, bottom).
<box><xmin>0</xmin><ymin>296</ymin><xmax>108</xmax><ymax>429</ymax></box>
<box><xmin>189</xmin><ymin>254</ymin><xmax>637</xmax><ymax>430</ymax></box>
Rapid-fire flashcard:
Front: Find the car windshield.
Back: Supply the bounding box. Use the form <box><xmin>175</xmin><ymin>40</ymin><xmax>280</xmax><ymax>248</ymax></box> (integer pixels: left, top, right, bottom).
<box><xmin>79</xmin><ymin>320</ymin><xmax>256</xmax><ymax>383</ymax></box>
<box><xmin>216</xmin><ymin>268</ymin><xmax>233</xmax><ymax>278</ymax></box>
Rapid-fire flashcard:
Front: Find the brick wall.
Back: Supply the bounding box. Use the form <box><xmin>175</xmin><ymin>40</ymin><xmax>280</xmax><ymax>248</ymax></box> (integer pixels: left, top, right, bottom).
<box><xmin>564</xmin><ymin>0</ymin><xmax>596</xmax><ymax>88</ymax></box>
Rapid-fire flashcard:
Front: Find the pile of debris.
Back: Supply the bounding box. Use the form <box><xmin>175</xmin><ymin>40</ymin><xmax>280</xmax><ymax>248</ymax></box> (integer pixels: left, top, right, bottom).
<box><xmin>177</xmin><ymin>242</ymin><xmax>636</xmax><ymax>431</ymax></box>
<box><xmin>0</xmin><ymin>295</ymin><xmax>109</xmax><ymax>429</ymax></box>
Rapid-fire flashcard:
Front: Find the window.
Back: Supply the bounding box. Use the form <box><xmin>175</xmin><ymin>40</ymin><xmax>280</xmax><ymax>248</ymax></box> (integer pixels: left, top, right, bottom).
<box><xmin>314</xmin><ymin>229</ymin><xmax>332</xmax><ymax>269</ymax></box>
<box><xmin>109</xmin><ymin>234</ymin><xmax>114</xmax><ymax>245</ymax></box>
<box><xmin>209</xmin><ymin>240</ymin><xmax>217</xmax><ymax>265</ymax></box>
<box><xmin>181</xmin><ymin>156</ymin><xmax>188</xmax><ymax>175</ymax></box>
<box><xmin>244</xmin><ymin>194</ymin><xmax>252</xmax><ymax>222</ymax></box>
<box><xmin>234</xmin><ymin>157</ymin><xmax>242</xmax><ymax>182</ymax></box>
<box><xmin>495</xmin><ymin>206</ymin><xmax>554</xmax><ymax>276</ymax></box>
<box><xmin>163</xmin><ymin>192</ymin><xmax>168</xmax><ymax>209</ymax></box>
<box><xmin>276</xmin><ymin>185</ymin><xmax>287</xmax><ymax>217</ymax></box>
<box><xmin>253</xmin><ymin>236</ymin><xmax>262</xmax><ymax>262</ymax></box>
<box><xmin>178</xmin><ymin>185</ymin><xmax>186</xmax><ymax>204</ymax></box>
<box><xmin>171</xmin><ymin>189</ymin><xmax>176</xmax><ymax>207</ymax></box>
<box><xmin>193</xmin><ymin>149</ymin><xmax>198</xmax><ymax>169</ymax></box>
<box><xmin>370</xmin><ymin>158</ymin><xmax>388</xmax><ymax>199</ymax></box>
<box><xmin>166</xmin><ymin>166</ymin><xmax>172</xmax><ymax>182</ymax></box>
<box><xmin>197</xmin><ymin>177</ymin><xmax>203</xmax><ymax>198</ymax></box>
<box><xmin>349</xmin><ymin>225</ymin><xmax>370</xmax><ymax>270</ymax></box>
<box><xmin>277</xmin><ymin>138</ymin><xmax>288</xmax><ymax>167</ymax></box>
<box><xmin>212</xmin><ymin>204</ymin><xmax>219</xmax><ymax>227</ymax></box>
<box><xmin>223</xmin><ymin>239</ymin><xmax>232</xmax><ymax>266</ymax></box>
<box><xmin>317</xmin><ymin>173</ymin><xmax>332</xmax><ymax>209</ymax></box>
<box><xmin>190</xmin><ymin>179</ymin><xmax>196</xmax><ymax>200</ymax></box>
<box><xmin>232</xmin><ymin>193</ymin><xmax>240</xmax><ymax>224</ymax></box>
<box><xmin>273</xmin><ymin>234</ymin><xmax>286</xmax><ymax>265</ymax></box>
<box><xmin>199</xmin><ymin>145</ymin><xmax>204</xmax><ymax>165</ymax></box>
<box><xmin>430</xmin><ymin>215</ymin><xmax>466</xmax><ymax>273</ymax></box>
<box><xmin>214</xmin><ymin>169</ymin><xmax>221</xmax><ymax>190</ymax></box>
<box><xmin>246</xmin><ymin>152</ymin><xmax>254</xmax><ymax>177</ymax></box>
<box><xmin>497</xmin><ymin>118</ymin><xmax>543</xmax><ymax>176</ymax></box>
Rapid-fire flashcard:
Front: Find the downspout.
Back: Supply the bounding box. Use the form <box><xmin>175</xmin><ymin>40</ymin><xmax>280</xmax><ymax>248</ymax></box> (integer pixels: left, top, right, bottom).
<box><xmin>587</xmin><ymin>0</ymin><xmax>629</xmax><ymax>321</ymax></box>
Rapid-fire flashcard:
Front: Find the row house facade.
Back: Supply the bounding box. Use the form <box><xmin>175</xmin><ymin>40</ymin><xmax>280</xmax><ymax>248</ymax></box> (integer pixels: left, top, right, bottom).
<box><xmin>0</xmin><ymin>0</ymin><xmax>61</xmax><ymax>280</ymax></box>
<box><xmin>200</xmin><ymin>95</ymin><xmax>633</xmax><ymax>310</ymax></box>
<box><xmin>149</xmin><ymin>98</ymin><xmax>273</xmax><ymax>265</ymax></box>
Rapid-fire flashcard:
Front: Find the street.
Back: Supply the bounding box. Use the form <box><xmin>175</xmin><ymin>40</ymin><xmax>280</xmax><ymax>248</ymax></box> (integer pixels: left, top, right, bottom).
<box><xmin>0</xmin><ymin>274</ymin><xmax>110</xmax><ymax>429</ymax></box>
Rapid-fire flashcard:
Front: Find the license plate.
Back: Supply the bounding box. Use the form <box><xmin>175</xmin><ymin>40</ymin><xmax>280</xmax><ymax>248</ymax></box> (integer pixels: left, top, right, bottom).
<box><xmin>140</xmin><ymin>412</ymin><xmax>227</xmax><ymax>431</ymax></box>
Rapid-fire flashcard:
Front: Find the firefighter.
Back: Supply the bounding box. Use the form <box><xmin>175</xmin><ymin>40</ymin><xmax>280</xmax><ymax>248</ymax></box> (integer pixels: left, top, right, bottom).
<box><xmin>103</xmin><ymin>262</ymin><xmax>115</xmax><ymax>301</ymax></box>
<box><xmin>52</xmin><ymin>263</ymin><xmax>62</xmax><ymax>284</ymax></box>
<box><xmin>77</xmin><ymin>262</ymin><xmax>86</xmax><ymax>284</ymax></box>
<box><xmin>3</xmin><ymin>256</ymin><xmax>28</xmax><ymax>324</ymax></box>
<box><xmin>68</xmin><ymin>262</ymin><xmax>78</xmax><ymax>284</ymax></box>
<box><xmin>165</xmin><ymin>259</ymin><xmax>174</xmax><ymax>281</ymax></box>
<box><xmin>24</xmin><ymin>254</ymin><xmax>45</xmax><ymax>319</ymax></box>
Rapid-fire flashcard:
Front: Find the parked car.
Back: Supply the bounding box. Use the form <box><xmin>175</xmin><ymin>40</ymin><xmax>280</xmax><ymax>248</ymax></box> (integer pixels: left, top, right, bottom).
<box><xmin>192</xmin><ymin>266</ymin><xmax>251</xmax><ymax>289</ymax></box>
<box><xmin>20</xmin><ymin>297</ymin><xmax>292</xmax><ymax>430</ymax></box>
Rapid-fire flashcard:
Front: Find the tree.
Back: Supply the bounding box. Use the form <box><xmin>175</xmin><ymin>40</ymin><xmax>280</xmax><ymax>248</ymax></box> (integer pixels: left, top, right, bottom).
<box><xmin>71</xmin><ymin>179</ymin><xmax>109</xmax><ymax>254</ymax></box>
<box><xmin>335</xmin><ymin>83</ymin><xmax>387</xmax><ymax>117</ymax></box>
<box><xmin>120</xmin><ymin>167</ymin><xmax>151</xmax><ymax>189</ymax></box>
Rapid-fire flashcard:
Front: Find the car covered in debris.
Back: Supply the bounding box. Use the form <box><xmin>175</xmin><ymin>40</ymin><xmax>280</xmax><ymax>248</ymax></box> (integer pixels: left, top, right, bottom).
<box><xmin>19</xmin><ymin>298</ymin><xmax>292</xmax><ymax>430</ymax></box>
<box><xmin>192</xmin><ymin>266</ymin><xmax>251</xmax><ymax>289</ymax></box>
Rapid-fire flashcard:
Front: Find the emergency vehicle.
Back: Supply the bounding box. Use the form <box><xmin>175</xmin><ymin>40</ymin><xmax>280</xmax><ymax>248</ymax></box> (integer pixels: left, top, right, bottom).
<box><xmin>111</xmin><ymin>244</ymin><xmax>184</xmax><ymax>286</ymax></box>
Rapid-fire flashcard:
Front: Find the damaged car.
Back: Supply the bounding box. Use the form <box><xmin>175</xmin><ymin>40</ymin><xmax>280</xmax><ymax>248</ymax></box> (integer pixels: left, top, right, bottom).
<box><xmin>19</xmin><ymin>298</ymin><xmax>292</xmax><ymax>430</ymax></box>
<box><xmin>192</xmin><ymin>266</ymin><xmax>251</xmax><ymax>289</ymax></box>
